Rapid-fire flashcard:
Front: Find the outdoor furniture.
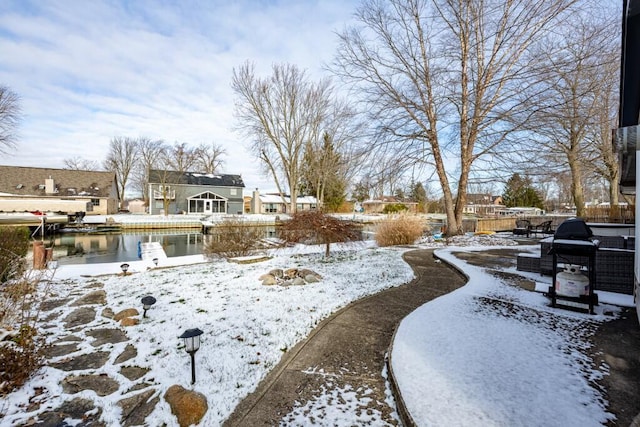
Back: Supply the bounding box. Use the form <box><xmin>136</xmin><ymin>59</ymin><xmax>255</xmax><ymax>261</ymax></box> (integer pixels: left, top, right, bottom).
<box><xmin>528</xmin><ymin>220</ymin><xmax>553</xmax><ymax>237</ymax></box>
<box><xmin>513</xmin><ymin>219</ymin><xmax>531</xmax><ymax>236</ymax></box>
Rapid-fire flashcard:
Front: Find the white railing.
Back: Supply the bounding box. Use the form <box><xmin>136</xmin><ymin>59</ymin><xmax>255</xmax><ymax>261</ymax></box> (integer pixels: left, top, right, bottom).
<box><xmin>153</xmin><ymin>189</ymin><xmax>175</xmax><ymax>200</ymax></box>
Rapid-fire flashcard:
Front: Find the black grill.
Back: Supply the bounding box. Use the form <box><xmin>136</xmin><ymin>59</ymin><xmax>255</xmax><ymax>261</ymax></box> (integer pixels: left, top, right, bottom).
<box><xmin>553</xmin><ymin>218</ymin><xmax>593</xmax><ymax>241</ymax></box>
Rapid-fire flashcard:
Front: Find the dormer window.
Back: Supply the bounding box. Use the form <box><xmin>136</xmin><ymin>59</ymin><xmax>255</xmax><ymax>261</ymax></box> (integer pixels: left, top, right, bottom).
<box><xmin>15</xmin><ymin>184</ymin><xmax>23</xmax><ymax>189</ymax></box>
<box><xmin>38</xmin><ymin>184</ymin><xmax>45</xmax><ymax>190</ymax></box>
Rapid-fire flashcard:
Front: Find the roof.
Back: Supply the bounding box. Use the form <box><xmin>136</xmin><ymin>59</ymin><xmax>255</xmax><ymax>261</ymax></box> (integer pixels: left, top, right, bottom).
<box><xmin>149</xmin><ymin>170</ymin><xmax>245</xmax><ymax>188</ymax></box>
<box><xmin>258</xmin><ymin>194</ymin><xmax>318</xmax><ymax>204</ymax></box>
<box><xmin>0</xmin><ymin>165</ymin><xmax>117</xmax><ymax>198</ymax></box>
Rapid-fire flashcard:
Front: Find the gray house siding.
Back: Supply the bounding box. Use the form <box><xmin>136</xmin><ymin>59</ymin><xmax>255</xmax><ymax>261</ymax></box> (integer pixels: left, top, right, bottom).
<box><xmin>148</xmin><ymin>170</ymin><xmax>245</xmax><ymax>215</ymax></box>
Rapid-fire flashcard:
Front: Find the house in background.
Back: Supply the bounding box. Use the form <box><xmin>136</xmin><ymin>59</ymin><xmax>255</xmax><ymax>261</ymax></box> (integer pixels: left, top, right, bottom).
<box><xmin>147</xmin><ymin>170</ymin><xmax>245</xmax><ymax>215</ymax></box>
<box><xmin>0</xmin><ymin>165</ymin><xmax>119</xmax><ymax>215</ymax></box>
<box><xmin>249</xmin><ymin>189</ymin><xmax>317</xmax><ymax>214</ymax></box>
<box><xmin>463</xmin><ymin>194</ymin><xmax>504</xmax><ymax>216</ymax></box>
<box><xmin>362</xmin><ymin>196</ymin><xmax>418</xmax><ymax>214</ymax></box>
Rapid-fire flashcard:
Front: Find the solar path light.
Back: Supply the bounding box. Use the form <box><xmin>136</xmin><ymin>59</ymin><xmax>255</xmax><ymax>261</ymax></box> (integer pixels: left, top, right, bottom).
<box><xmin>152</xmin><ymin>257</ymin><xmax>159</xmax><ymax>266</ymax></box>
<box><xmin>141</xmin><ymin>295</ymin><xmax>156</xmax><ymax>318</ymax></box>
<box><xmin>120</xmin><ymin>263</ymin><xmax>130</xmax><ymax>276</ymax></box>
<box><xmin>179</xmin><ymin>328</ymin><xmax>204</xmax><ymax>384</ymax></box>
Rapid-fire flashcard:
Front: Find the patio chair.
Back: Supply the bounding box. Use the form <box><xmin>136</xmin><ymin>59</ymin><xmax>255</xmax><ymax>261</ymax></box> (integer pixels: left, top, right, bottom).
<box><xmin>513</xmin><ymin>219</ymin><xmax>531</xmax><ymax>236</ymax></box>
<box><xmin>528</xmin><ymin>220</ymin><xmax>553</xmax><ymax>237</ymax></box>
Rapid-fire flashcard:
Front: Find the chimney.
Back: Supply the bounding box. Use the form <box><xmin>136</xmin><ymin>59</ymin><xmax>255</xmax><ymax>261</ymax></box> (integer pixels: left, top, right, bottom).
<box><xmin>45</xmin><ymin>177</ymin><xmax>55</xmax><ymax>194</ymax></box>
<box><xmin>251</xmin><ymin>188</ymin><xmax>261</xmax><ymax>214</ymax></box>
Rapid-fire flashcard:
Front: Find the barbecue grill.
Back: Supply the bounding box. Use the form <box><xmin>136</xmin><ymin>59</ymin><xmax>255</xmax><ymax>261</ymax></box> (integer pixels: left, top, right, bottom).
<box><xmin>548</xmin><ymin>218</ymin><xmax>598</xmax><ymax>314</ymax></box>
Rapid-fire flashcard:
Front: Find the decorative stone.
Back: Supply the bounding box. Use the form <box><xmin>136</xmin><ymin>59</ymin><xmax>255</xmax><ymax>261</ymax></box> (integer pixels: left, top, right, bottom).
<box><xmin>62</xmin><ymin>374</ymin><xmax>119</xmax><ymax>396</ymax></box>
<box><xmin>50</xmin><ymin>351</ymin><xmax>110</xmax><ymax>371</ymax></box>
<box><xmin>36</xmin><ymin>397</ymin><xmax>103</xmax><ymax>426</ymax></box>
<box><xmin>71</xmin><ymin>290</ymin><xmax>107</xmax><ymax>306</ymax></box>
<box><xmin>115</xmin><ymin>344</ymin><xmax>137</xmax><ymax>364</ymax></box>
<box><xmin>120</xmin><ymin>366</ymin><xmax>150</xmax><ymax>381</ymax></box>
<box><xmin>292</xmin><ymin>277</ymin><xmax>305</xmax><ymax>286</ymax></box>
<box><xmin>114</xmin><ymin>308</ymin><xmax>139</xmax><ymax>321</ymax></box>
<box><xmin>281</xmin><ymin>280</ymin><xmax>293</xmax><ymax>287</ymax></box>
<box><xmin>102</xmin><ymin>307</ymin><xmax>115</xmax><ymax>319</ymax></box>
<box><xmin>284</xmin><ymin>268</ymin><xmax>298</xmax><ymax>278</ymax></box>
<box><xmin>63</xmin><ymin>307</ymin><xmax>96</xmax><ymax>329</ymax></box>
<box><xmin>305</xmin><ymin>274</ymin><xmax>320</xmax><ymax>283</ymax></box>
<box><xmin>86</xmin><ymin>328</ymin><xmax>129</xmax><ymax>347</ymax></box>
<box><xmin>258</xmin><ymin>273</ymin><xmax>273</xmax><ymax>281</ymax></box>
<box><xmin>39</xmin><ymin>298</ymin><xmax>72</xmax><ymax>312</ymax></box>
<box><xmin>164</xmin><ymin>384</ymin><xmax>208</xmax><ymax>427</ymax></box>
<box><xmin>44</xmin><ymin>343</ymin><xmax>80</xmax><ymax>358</ymax></box>
<box><xmin>120</xmin><ymin>317</ymin><xmax>140</xmax><ymax>327</ymax></box>
<box><xmin>268</xmin><ymin>268</ymin><xmax>283</xmax><ymax>278</ymax></box>
<box><xmin>299</xmin><ymin>269</ymin><xmax>322</xmax><ymax>279</ymax></box>
<box><xmin>261</xmin><ymin>276</ymin><xmax>277</xmax><ymax>286</ymax></box>
<box><xmin>118</xmin><ymin>388</ymin><xmax>159</xmax><ymax>427</ymax></box>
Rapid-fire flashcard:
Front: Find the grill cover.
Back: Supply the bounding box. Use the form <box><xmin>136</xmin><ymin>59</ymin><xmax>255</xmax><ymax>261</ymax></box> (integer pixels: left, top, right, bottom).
<box><xmin>553</xmin><ymin>218</ymin><xmax>593</xmax><ymax>241</ymax></box>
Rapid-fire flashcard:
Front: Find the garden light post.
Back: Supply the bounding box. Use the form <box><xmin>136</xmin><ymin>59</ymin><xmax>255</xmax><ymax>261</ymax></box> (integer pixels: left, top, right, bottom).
<box><xmin>120</xmin><ymin>263</ymin><xmax>130</xmax><ymax>276</ymax></box>
<box><xmin>152</xmin><ymin>257</ymin><xmax>159</xmax><ymax>267</ymax></box>
<box><xmin>141</xmin><ymin>295</ymin><xmax>156</xmax><ymax>318</ymax></box>
<box><xmin>179</xmin><ymin>328</ymin><xmax>203</xmax><ymax>384</ymax></box>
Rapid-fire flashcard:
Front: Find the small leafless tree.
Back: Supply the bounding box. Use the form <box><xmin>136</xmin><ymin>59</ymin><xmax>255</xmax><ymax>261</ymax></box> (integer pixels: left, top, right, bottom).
<box><xmin>103</xmin><ymin>137</ymin><xmax>137</xmax><ymax>206</ymax></box>
<box><xmin>63</xmin><ymin>156</ymin><xmax>100</xmax><ymax>171</ymax></box>
<box><xmin>332</xmin><ymin>0</ymin><xmax>575</xmax><ymax>234</ymax></box>
<box><xmin>279</xmin><ymin>210</ymin><xmax>360</xmax><ymax>257</ymax></box>
<box><xmin>0</xmin><ymin>85</ymin><xmax>21</xmax><ymax>153</ymax></box>
<box><xmin>194</xmin><ymin>142</ymin><xmax>226</xmax><ymax>174</ymax></box>
<box><xmin>165</xmin><ymin>142</ymin><xmax>197</xmax><ymax>174</ymax></box>
<box><xmin>232</xmin><ymin>62</ymin><xmax>333</xmax><ymax>213</ymax></box>
<box><xmin>131</xmin><ymin>137</ymin><xmax>167</xmax><ymax>204</ymax></box>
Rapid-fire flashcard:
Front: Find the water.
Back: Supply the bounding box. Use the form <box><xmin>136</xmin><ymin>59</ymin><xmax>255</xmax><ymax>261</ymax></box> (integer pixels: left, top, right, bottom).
<box><xmin>45</xmin><ymin>231</ymin><xmax>209</xmax><ymax>265</ymax></box>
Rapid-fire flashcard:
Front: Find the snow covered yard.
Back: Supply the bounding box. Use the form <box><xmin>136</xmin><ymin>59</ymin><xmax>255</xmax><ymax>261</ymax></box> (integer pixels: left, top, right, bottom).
<box><xmin>392</xmin><ymin>244</ymin><xmax>632</xmax><ymax>427</ymax></box>
<box><xmin>0</xmin><ymin>242</ymin><xmax>415</xmax><ymax>426</ymax></box>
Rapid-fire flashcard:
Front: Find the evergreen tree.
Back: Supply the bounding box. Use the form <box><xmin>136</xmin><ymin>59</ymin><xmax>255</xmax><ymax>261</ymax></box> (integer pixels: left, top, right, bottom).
<box><xmin>503</xmin><ymin>174</ymin><xmax>544</xmax><ymax>209</ymax></box>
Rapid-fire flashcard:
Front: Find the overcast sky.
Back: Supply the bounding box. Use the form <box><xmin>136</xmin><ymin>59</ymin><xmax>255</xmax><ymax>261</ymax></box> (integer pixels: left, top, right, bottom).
<box><xmin>0</xmin><ymin>0</ymin><xmax>357</xmax><ymax>193</ymax></box>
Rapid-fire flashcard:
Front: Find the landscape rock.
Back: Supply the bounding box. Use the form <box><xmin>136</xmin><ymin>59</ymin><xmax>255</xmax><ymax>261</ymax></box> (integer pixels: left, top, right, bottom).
<box><xmin>44</xmin><ymin>343</ymin><xmax>79</xmax><ymax>358</ymax></box>
<box><xmin>164</xmin><ymin>384</ymin><xmax>208</xmax><ymax>427</ymax></box>
<box><xmin>50</xmin><ymin>351</ymin><xmax>110</xmax><ymax>371</ymax></box>
<box><xmin>261</xmin><ymin>275</ymin><xmax>277</xmax><ymax>286</ymax></box>
<box><xmin>63</xmin><ymin>307</ymin><xmax>96</xmax><ymax>329</ymax></box>
<box><xmin>118</xmin><ymin>388</ymin><xmax>159</xmax><ymax>427</ymax></box>
<box><xmin>292</xmin><ymin>277</ymin><xmax>305</xmax><ymax>286</ymax></box>
<box><xmin>284</xmin><ymin>268</ymin><xmax>298</xmax><ymax>278</ymax></box>
<box><xmin>268</xmin><ymin>268</ymin><xmax>283</xmax><ymax>278</ymax></box>
<box><xmin>299</xmin><ymin>269</ymin><xmax>322</xmax><ymax>279</ymax></box>
<box><xmin>305</xmin><ymin>274</ymin><xmax>320</xmax><ymax>283</ymax></box>
<box><xmin>120</xmin><ymin>366</ymin><xmax>150</xmax><ymax>381</ymax></box>
<box><xmin>115</xmin><ymin>344</ymin><xmax>138</xmax><ymax>364</ymax></box>
<box><xmin>36</xmin><ymin>397</ymin><xmax>104</xmax><ymax>427</ymax></box>
<box><xmin>114</xmin><ymin>308</ymin><xmax>139</xmax><ymax>321</ymax></box>
<box><xmin>120</xmin><ymin>317</ymin><xmax>140</xmax><ymax>327</ymax></box>
<box><xmin>102</xmin><ymin>307</ymin><xmax>115</xmax><ymax>319</ymax></box>
<box><xmin>39</xmin><ymin>298</ymin><xmax>72</xmax><ymax>312</ymax></box>
<box><xmin>62</xmin><ymin>374</ymin><xmax>119</xmax><ymax>396</ymax></box>
<box><xmin>86</xmin><ymin>328</ymin><xmax>129</xmax><ymax>347</ymax></box>
<box><xmin>71</xmin><ymin>290</ymin><xmax>107</xmax><ymax>306</ymax></box>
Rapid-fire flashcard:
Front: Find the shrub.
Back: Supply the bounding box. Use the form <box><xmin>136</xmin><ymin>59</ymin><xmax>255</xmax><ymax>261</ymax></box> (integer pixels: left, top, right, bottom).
<box><xmin>279</xmin><ymin>210</ymin><xmax>361</xmax><ymax>257</ymax></box>
<box><xmin>203</xmin><ymin>218</ymin><xmax>265</xmax><ymax>259</ymax></box>
<box><xmin>0</xmin><ymin>323</ymin><xmax>46</xmax><ymax>395</ymax></box>
<box><xmin>375</xmin><ymin>215</ymin><xmax>424</xmax><ymax>246</ymax></box>
<box><xmin>0</xmin><ymin>227</ymin><xmax>30</xmax><ymax>283</ymax></box>
<box><xmin>383</xmin><ymin>203</ymin><xmax>408</xmax><ymax>214</ymax></box>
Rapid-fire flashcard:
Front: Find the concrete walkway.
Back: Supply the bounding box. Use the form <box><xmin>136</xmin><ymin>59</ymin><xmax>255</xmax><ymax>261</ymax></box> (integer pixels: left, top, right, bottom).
<box><xmin>224</xmin><ymin>249</ymin><xmax>466</xmax><ymax>426</ymax></box>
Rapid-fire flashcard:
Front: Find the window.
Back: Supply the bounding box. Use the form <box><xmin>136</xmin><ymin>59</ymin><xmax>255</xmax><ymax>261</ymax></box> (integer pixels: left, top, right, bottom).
<box><xmin>91</xmin><ymin>199</ymin><xmax>100</xmax><ymax>207</ymax></box>
<box><xmin>266</xmin><ymin>203</ymin><xmax>277</xmax><ymax>213</ymax></box>
<box><xmin>230</xmin><ymin>188</ymin><xmax>237</xmax><ymax>196</ymax></box>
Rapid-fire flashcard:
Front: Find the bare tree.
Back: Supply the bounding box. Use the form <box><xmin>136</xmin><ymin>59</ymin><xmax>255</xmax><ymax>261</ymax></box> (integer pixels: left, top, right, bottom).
<box><xmin>131</xmin><ymin>137</ymin><xmax>167</xmax><ymax>204</ymax></box>
<box><xmin>232</xmin><ymin>62</ymin><xmax>333</xmax><ymax>213</ymax></box>
<box><xmin>63</xmin><ymin>156</ymin><xmax>100</xmax><ymax>171</ymax></box>
<box><xmin>521</xmin><ymin>12</ymin><xmax>618</xmax><ymax>217</ymax></box>
<box><xmin>0</xmin><ymin>85</ymin><xmax>21</xmax><ymax>153</ymax></box>
<box><xmin>164</xmin><ymin>142</ymin><xmax>197</xmax><ymax>174</ymax></box>
<box><xmin>103</xmin><ymin>137</ymin><xmax>137</xmax><ymax>206</ymax></box>
<box><xmin>194</xmin><ymin>142</ymin><xmax>226</xmax><ymax>174</ymax></box>
<box><xmin>332</xmin><ymin>0</ymin><xmax>575</xmax><ymax>234</ymax></box>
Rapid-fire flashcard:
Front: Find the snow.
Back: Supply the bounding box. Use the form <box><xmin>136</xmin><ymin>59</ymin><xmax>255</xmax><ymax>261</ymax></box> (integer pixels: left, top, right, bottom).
<box><xmin>391</xmin><ymin>245</ymin><xmax>620</xmax><ymax>427</ymax></box>
<box><xmin>1</xmin><ymin>233</ymin><xmax>630</xmax><ymax>426</ymax></box>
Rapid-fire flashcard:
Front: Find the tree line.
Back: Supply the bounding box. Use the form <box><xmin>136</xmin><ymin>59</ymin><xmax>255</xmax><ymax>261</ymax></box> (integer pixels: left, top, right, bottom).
<box><xmin>0</xmin><ymin>0</ymin><xmax>623</xmax><ymax>233</ymax></box>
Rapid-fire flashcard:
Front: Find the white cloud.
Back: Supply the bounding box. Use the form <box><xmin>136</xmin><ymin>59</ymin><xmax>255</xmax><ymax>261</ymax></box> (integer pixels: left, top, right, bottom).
<box><xmin>0</xmin><ymin>0</ymin><xmax>357</xmax><ymax>193</ymax></box>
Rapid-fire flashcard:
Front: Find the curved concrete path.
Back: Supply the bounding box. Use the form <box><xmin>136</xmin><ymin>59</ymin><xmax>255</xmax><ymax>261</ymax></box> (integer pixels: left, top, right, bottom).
<box><xmin>224</xmin><ymin>249</ymin><xmax>466</xmax><ymax>426</ymax></box>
